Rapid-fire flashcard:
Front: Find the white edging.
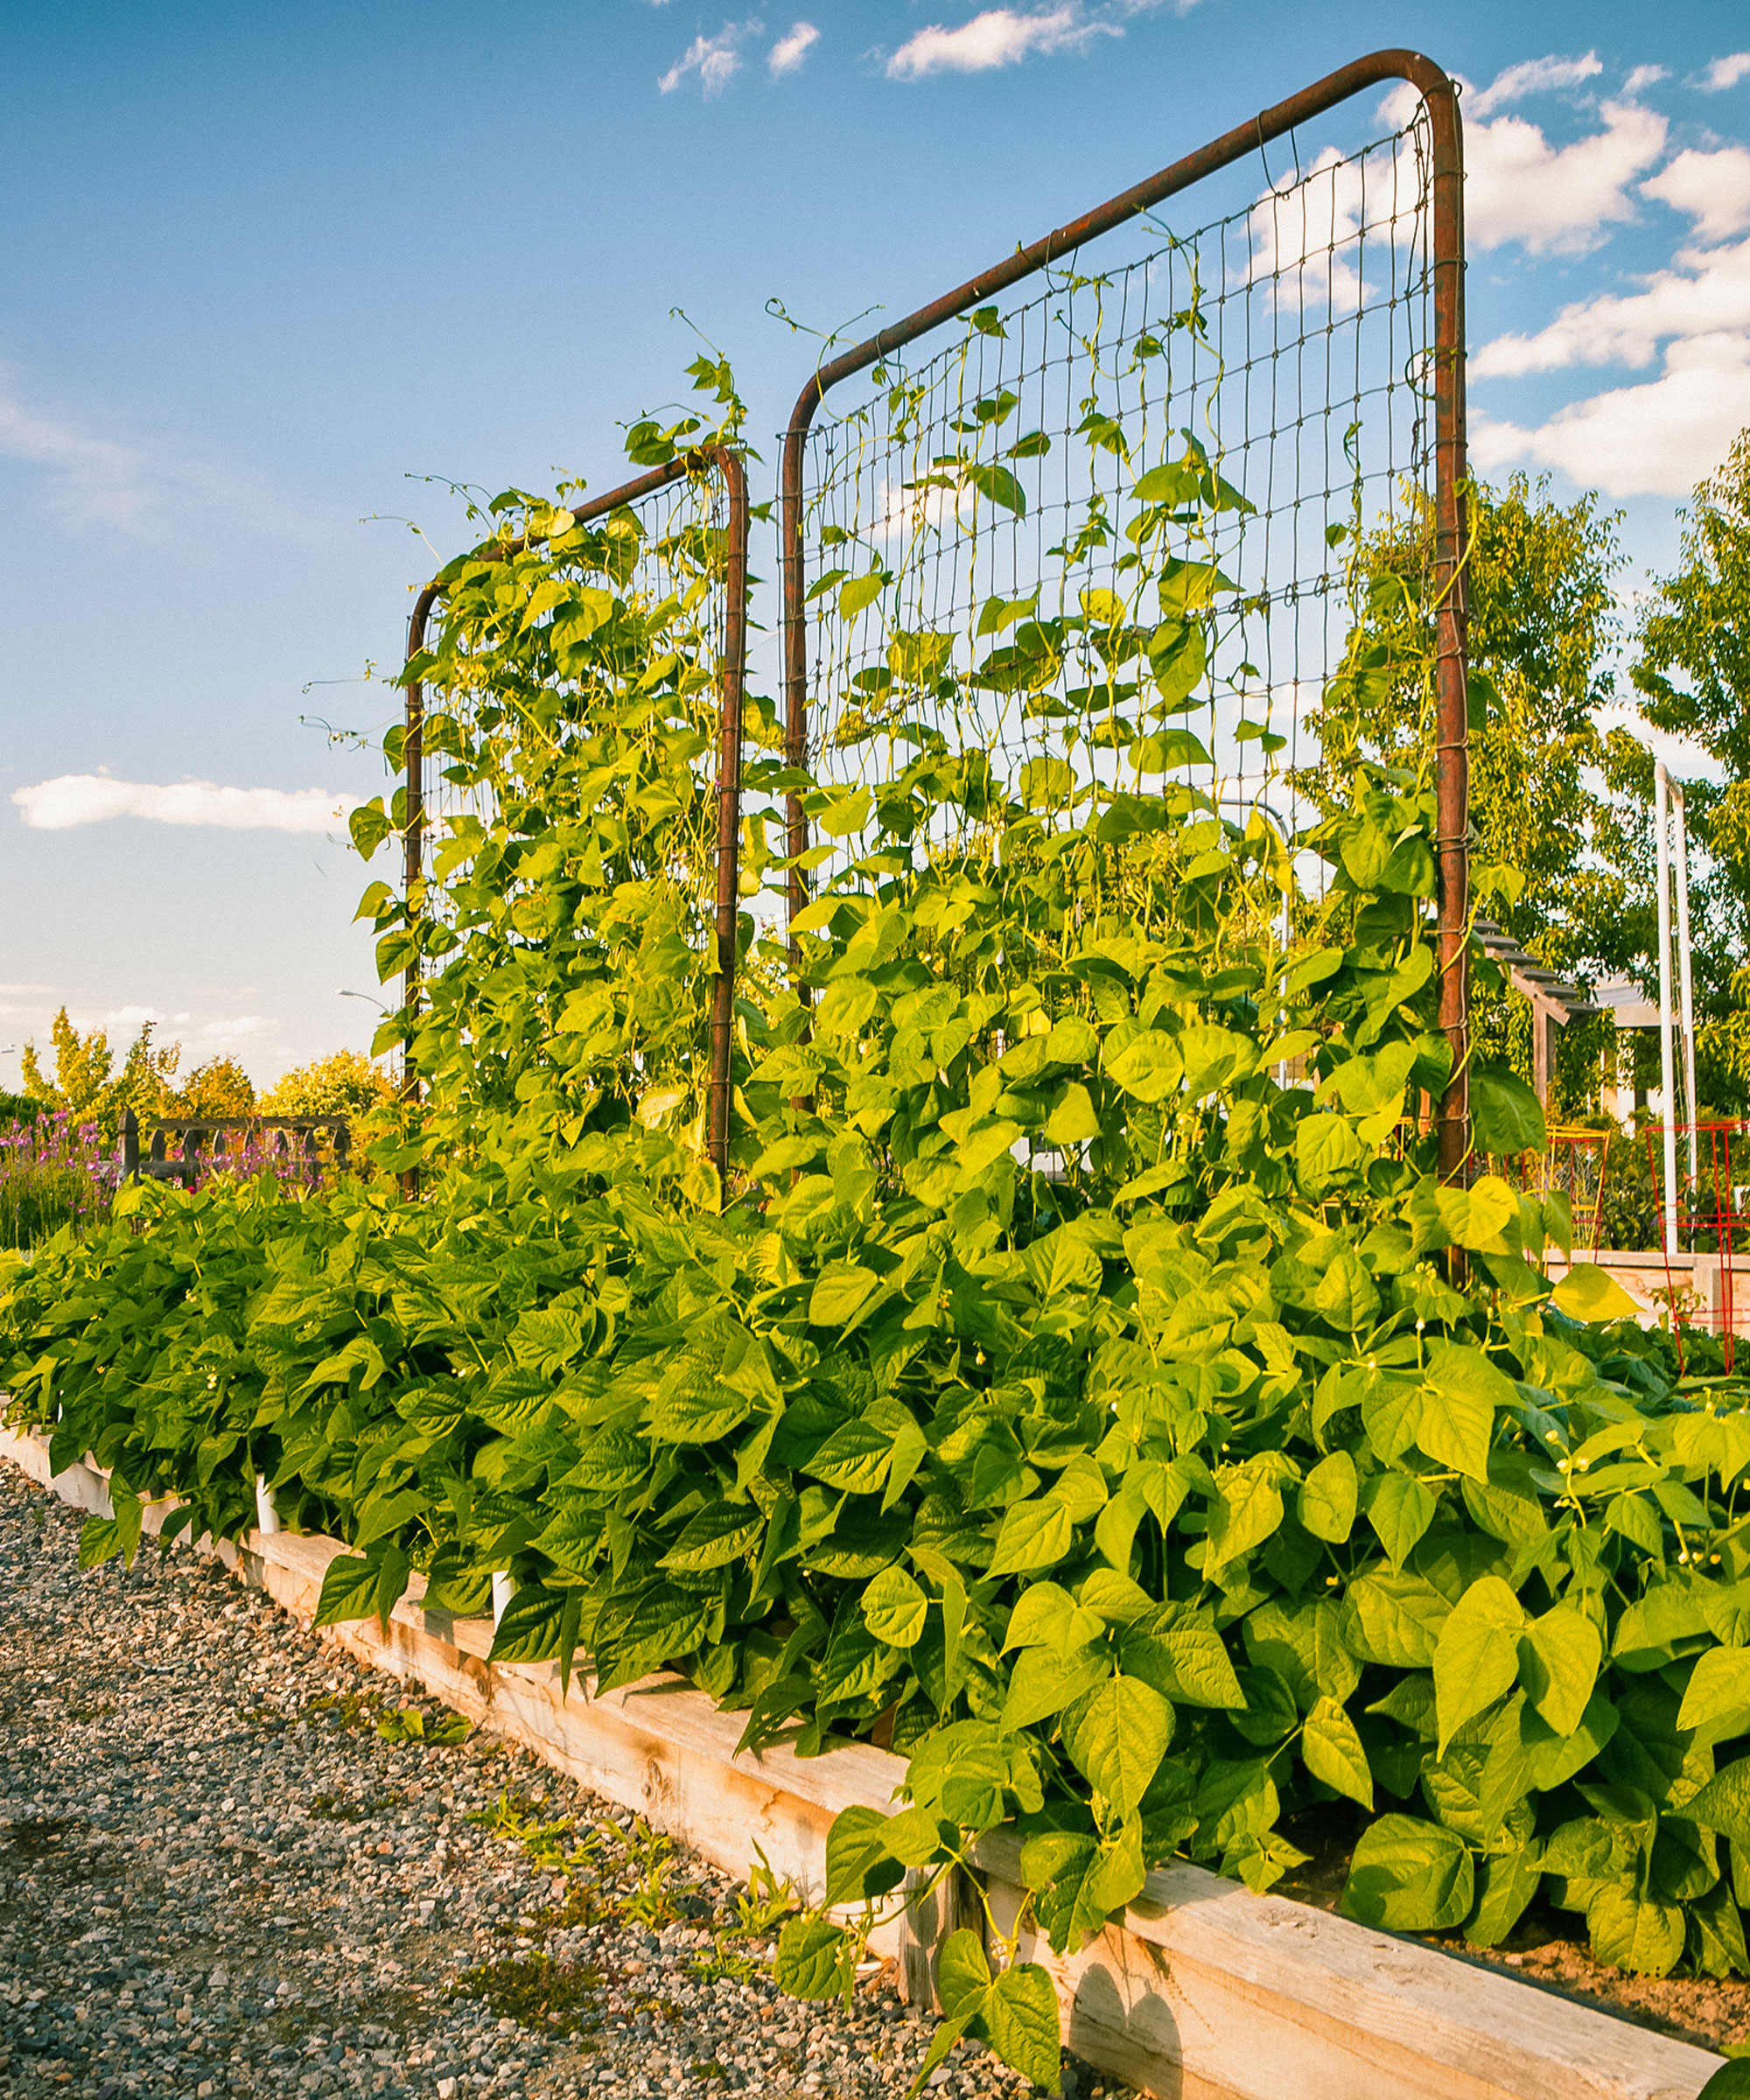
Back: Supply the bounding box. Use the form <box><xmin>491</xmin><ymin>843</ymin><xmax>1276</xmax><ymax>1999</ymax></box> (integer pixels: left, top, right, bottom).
<box><xmin>0</xmin><ymin>1422</ymin><xmax>1723</xmax><ymax>2100</ymax></box>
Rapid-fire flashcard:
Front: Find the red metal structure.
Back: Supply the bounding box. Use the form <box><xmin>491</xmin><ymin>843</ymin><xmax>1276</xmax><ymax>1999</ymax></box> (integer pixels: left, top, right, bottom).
<box><xmin>1514</xmin><ymin>1126</ymin><xmax>1610</xmax><ymax>1254</ymax></box>
<box><xmin>1644</xmin><ymin>1120</ymin><xmax>1750</xmax><ymax>1370</ymax></box>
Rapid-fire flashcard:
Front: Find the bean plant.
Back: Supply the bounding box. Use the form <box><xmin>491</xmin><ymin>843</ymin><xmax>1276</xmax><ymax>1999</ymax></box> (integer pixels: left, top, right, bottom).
<box><xmin>8</xmin><ymin>357</ymin><xmax>1750</xmax><ymax>2096</ymax></box>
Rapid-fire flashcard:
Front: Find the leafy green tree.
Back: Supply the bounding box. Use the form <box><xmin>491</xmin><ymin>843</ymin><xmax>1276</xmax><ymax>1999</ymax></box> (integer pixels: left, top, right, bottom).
<box><xmin>1305</xmin><ymin>474</ymin><xmax>1634</xmax><ymax>1113</ymax></box>
<box><xmin>171</xmin><ymin>1056</ymin><xmax>256</xmax><ymax>1118</ymax></box>
<box><xmin>259</xmin><ymin>1050</ymin><xmax>392</xmax><ymax>1117</ymax></box>
<box><xmin>1632</xmin><ymin>427</ymin><xmax>1750</xmax><ymax>1106</ymax></box>
<box><xmin>20</xmin><ymin>1009</ymin><xmax>182</xmax><ymax>1138</ymax></box>
<box><xmin>20</xmin><ymin>1008</ymin><xmax>116</xmax><ymax>1122</ymax></box>
<box><xmin>19</xmin><ymin>1011</ymin><xmax>256</xmax><ymax>1134</ymax></box>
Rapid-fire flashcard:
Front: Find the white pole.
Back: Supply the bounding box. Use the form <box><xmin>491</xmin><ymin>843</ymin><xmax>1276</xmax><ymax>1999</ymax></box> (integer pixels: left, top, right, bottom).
<box><xmin>1674</xmin><ymin>784</ymin><xmax>1700</xmax><ymax>1204</ymax></box>
<box><xmin>1656</xmin><ymin>763</ymin><xmax>1678</xmax><ymax>1260</ymax></box>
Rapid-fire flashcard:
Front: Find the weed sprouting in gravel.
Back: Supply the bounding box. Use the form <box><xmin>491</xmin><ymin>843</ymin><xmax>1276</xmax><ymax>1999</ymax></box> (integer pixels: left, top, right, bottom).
<box><xmin>376</xmin><ymin>1704</ymin><xmax>473</xmax><ymax>1746</ymax></box>
<box><xmin>454</xmin><ymin>1950</ymin><xmax>606</xmax><ymax>2035</ymax></box>
<box><xmin>300</xmin><ymin>1686</ymin><xmax>382</xmax><ymax>1731</ymax></box>
<box><xmin>307</xmin><ymin>1788</ymin><xmax>403</xmax><ymax>1823</ymax></box>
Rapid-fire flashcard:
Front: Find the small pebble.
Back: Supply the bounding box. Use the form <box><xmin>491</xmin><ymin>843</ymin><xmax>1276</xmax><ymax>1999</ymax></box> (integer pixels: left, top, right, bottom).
<box><xmin>0</xmin><ymin>1460</ymin><xmax>1129</xmax><ymax>2097</ymax></box>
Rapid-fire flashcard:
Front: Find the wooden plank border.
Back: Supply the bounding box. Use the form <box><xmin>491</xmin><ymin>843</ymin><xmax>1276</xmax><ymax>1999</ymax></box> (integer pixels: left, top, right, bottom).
<box><xmin>0</xmin><ymin>1423</ymin><xmax>1721</xmax><ymax>2100</ymax></box>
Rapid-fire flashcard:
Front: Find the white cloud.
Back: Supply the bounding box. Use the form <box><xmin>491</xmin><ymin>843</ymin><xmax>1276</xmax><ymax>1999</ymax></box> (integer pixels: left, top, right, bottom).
<box><xmin>104</xmin><ymin>1004</ymin><xmax>169</xmax><ymax>1033</ymax></box>
<box><xmin>197</xmin><ymin>1015</ymin><xmax>272</xmax><ymax>1045</ymax></box>
<box><xmin>0</xmin><ymin>367</ymin><xmax>318</xmax><ymax>544</ymax></box>
<box><xmin>1623</xmin><ymin>66</ymin><xmax>1669</xmax><ymax>97</ymax></box>
<box><xmin>1472</xmin><ymin>332</ymin><xmax>1750</xmax><ymax>496</ymax></box>
<box><xmin>1642</xmin><ymin>146</ymin><xmax>1750</xmax><ymax>242</ymax></box>
<box><xmin>1466</xmin><ymin>100</ymin><xmax>1668</xmax><ymax>255</ymax></box>
<box><xmin>1468</xmin><ymin>51</ymin><xmax>1602</xmax><ymax>118</ymax></box>
<box><xmin>1471</xmin><ymin>233</ymin><xmax>1750</xmax><ymax>375</ymax></box>
<box><xmin>1700</xmin><ymin>53</ymin><xmax>1750</xmax><ymax>93</ymax></box>
<box><xmin>0</xmin><ymin>381</ymin><xmax>148</xmax><ymax>534</ymax></box>
<box><xmin>873</xmin><ymin>475</ymin><xmax>960</xmax><ymax>542</ymax></box>
<box><xmin>11</xmin><ymin>774</ymin><xmax>363</xmax><ymax>834</ymax></box>
<box><xmin>659</xmin><ymin>19</ymin><xmax>758</xmax><ymax>97</ymax></box>
<box><xmin>1379</xmin><ymin>77</ymin><xmax>1666</xmax><ymax>254</ymax></box>
<box><xmin>885</xmin><ymin>1</ymin><xmax>1180</xmax><ymax>80</ymax></box>
<box><xmin>888</xmin><ymin>6</ymin><xmax>1091</xmax><ymax>77</ymax></box>
<box><xmin>768</xmin><ymin>21</ymin><xmax>818</xmax><ymax>75</ymax></box>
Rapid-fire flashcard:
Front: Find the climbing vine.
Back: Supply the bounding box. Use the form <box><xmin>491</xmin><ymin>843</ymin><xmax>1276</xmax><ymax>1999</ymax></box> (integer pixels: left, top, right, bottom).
<box><xmin>8</xmin><ymin>354</ymin><xmax>1750</xmax><ymax>2095</ymax></box>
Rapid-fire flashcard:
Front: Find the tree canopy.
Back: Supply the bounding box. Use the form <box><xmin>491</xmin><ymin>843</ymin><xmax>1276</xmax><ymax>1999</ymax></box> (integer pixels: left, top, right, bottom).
<box><xmin>20</xmin><ymin>1009</ymin><xmax>255</xmax><ymax>1138</ymax></box>
<box><xmin>1304</xmin><ymin>472</ymin><xmax>1632</xmax><ymax>1113</ymax></box>
<box><xmin>259</xmin><ymin>1050</ymin><xmax>394</xmax><ymax>1118</ymax></box>
<box><xmin>1633</xmin><ymin>429</ymin><xmax>1750</xmax><ymax>1105</ymax></box>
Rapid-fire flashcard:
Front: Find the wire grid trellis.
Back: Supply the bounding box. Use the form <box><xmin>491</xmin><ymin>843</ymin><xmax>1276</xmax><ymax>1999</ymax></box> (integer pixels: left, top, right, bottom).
<box><xmin>411</xmin><ymin>472</ymin><xmax>730</xmax><ymax>896</ymax></box>
<box><xmin>402</xmin><ymin>449</ymin><xmax>750</xmax><ymax>1176</ymax></box>
<box><xmin>789</xmin><ymin>111</ymin><xmax>1438</xmax><ymax>942</ymax></box>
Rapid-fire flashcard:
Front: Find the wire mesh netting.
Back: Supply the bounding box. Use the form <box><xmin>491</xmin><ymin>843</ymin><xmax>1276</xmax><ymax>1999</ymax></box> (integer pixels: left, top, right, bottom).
<box><xmin>411</xmin><ymin>464</ymin><xmax>742</xmax><ymax>927</ymax></box>
<box><xmin>788</xmin><ymin>104</ymin><xmax>1439</xmax><ymax>920</ymax></box>
<box><xmin>402</xmin><ymin>453</ymin><xmax>752</xmax><ymax>1173</ymax></box>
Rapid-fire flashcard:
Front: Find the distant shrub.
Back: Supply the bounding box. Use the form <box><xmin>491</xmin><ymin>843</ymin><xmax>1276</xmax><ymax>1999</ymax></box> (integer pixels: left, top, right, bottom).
<box><xmin>0</xmin><ymin>1111</ymin><xmax>116</xmax><ymax>1250</ymax></box>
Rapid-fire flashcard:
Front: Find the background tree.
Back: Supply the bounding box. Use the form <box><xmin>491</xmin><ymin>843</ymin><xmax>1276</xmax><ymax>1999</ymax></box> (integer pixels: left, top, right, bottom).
<box><xmin>1632</xmin><ymin>427</ymin><xmax>1750</xmax><ymax>1109</ymax></box>
<box><xmin>1303</xmin><ymin>472</ymin><xmax>1633</xmax><ymax>1115</ymax></box>
<box><xmin>20</xmin><ymin>1010</ymin><xmax>182</xmax><ymax>1138</ymax></box>
<box><xmin>259</xmin><ymin>1050</ymin><xmax>392</xmax><ymax>1117</ymax></box>
<box><xmin>171</xmin><ymin>1057</ymin><xmax>256</xmax><ymax>1118</ymax></box>
<box><xmin>20</xmin><ymin>1011</ymin><xmax>256</xmax><ymax>1135</ymax></box>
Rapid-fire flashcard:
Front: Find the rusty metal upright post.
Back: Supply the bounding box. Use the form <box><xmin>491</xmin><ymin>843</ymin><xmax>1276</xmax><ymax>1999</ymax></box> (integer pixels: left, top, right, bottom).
<box><xmin>779</xmin><ymin>48</ymin><xmax>1470</xmax><ymax>1166</ymax></box>
<box><xmin>1424</xmin><ymin>70</ymin><xmax>1471</xmax><ymax>1187</ymax></box>
<box><xmin>703</xmin><ymin>444</ymin><xmax>750</xmax><ymax>1186</ymax></box>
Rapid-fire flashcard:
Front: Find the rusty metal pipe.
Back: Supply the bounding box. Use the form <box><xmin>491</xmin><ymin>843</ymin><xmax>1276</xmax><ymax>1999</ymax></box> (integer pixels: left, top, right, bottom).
<box><xmin>701</xmin><ymin>444</ymin><xmax>751</xmax><ymax>1190</ymax></box>
<box><xmin>399</xmin><ymin>447</ymin><xmax>750</xmax><ymax>1195</ymax></box>
<box><xmin>778</xmin><ymin>47</ymin><xmax>1469</xmax><ymax>1169</ymax></box>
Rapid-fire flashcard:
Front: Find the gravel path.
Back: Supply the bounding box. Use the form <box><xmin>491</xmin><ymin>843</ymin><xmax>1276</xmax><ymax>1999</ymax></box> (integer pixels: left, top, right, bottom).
<box><xmin>0</xmin><ymin>1461</ymin><xmax>1122</xmax><ymax>2100</ymax></box>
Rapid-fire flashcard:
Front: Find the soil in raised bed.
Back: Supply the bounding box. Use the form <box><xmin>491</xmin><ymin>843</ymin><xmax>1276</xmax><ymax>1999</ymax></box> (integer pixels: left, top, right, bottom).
<box><xmin>1277</xmin><ymin>1802</ymin><xmax>1750</xmax><ymax>2061</ymax></box>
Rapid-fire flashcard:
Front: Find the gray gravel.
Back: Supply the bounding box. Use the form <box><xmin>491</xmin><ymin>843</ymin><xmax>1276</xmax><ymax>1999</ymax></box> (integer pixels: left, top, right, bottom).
<box><xmin>0</xmin><ymin>1461</ymin><xmax>1128</xmax><ymax>2100</ymax></box>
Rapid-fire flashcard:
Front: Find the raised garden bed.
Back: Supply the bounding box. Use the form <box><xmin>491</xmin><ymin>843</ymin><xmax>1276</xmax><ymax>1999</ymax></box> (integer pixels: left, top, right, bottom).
<box><xmin>1</xmin><ymin>1421</ymin><xmax>1726</xmax><ymax>2100</ymax></box>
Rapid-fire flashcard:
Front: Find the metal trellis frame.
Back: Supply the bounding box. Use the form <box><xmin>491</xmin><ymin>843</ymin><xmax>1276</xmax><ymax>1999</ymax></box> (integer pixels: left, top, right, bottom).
<box><xmin>778</xmin><ymin>47</ymin><xmax>1471</xmax><ymax>1176</ymax></box>
<box><xmin>400</xmin><ymin>444</ymin><xmax>751</xmax><ymax>1182</ymax></box>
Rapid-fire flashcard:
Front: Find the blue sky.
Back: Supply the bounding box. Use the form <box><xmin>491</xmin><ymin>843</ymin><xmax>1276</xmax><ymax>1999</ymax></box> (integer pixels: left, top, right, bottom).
<box><xmin>2</xmin><ymin>0</ymin><xmax>1748</xmax><ymax>1093</ymax></box>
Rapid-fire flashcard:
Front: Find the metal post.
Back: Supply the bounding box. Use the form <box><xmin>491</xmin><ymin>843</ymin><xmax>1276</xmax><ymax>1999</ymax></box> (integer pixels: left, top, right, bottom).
<box><xmin>702</xmin><ymin>445</ymin><xmax>750</xmax><ymax>1192</ymax></box>
<box><xmin>1674</xmin><ymin>783</ymin><xmax>1700</xmax><ymax>1200</ymax></box>
<box><xmin>1656</xmin><ymin>762</ymin><xmax>1678</xmax><ymax>1260</ymax></box>
<box><xmin>779</xmin><ymin>48</ymin><xmax>1469</xmax><ymax>1165</ymax></box>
